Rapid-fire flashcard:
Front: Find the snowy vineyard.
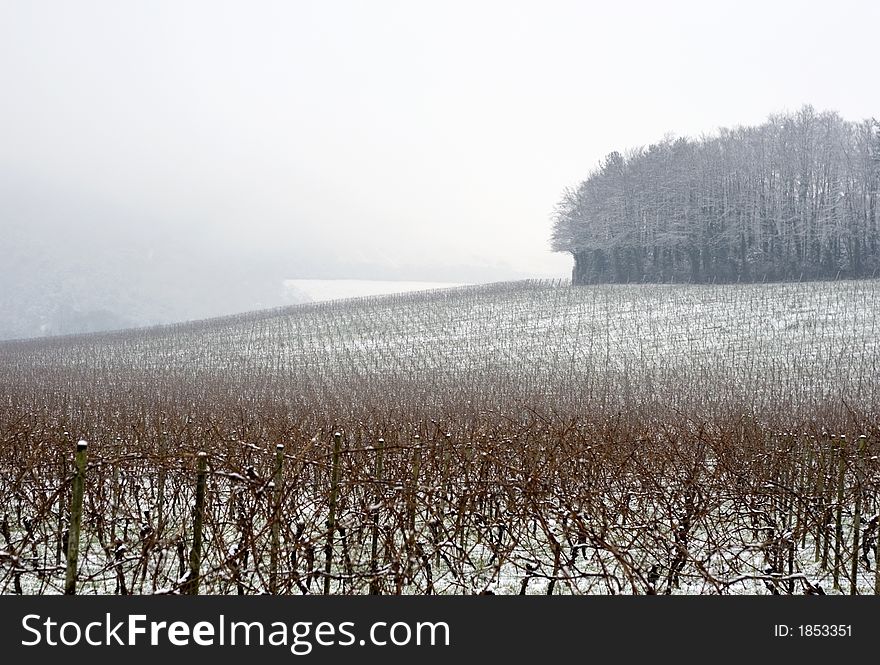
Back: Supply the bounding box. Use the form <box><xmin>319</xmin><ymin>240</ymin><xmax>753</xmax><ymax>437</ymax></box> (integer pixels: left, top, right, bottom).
<box><xmin>0</xmin><ymin>428</ymin><xmax>878</xmax><ymax>595</ymax></box>
<box><xmin>0</xmin><ymin>279</ymin><xmax>879</xmax><ymax>594</ymax></box>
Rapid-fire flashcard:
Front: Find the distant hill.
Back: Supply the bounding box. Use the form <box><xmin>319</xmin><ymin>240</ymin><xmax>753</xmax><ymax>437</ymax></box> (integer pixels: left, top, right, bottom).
<box><xmin>0</xmin><ymin>219</ymin><xmax>306</xmax><ymax>340</ymax></box>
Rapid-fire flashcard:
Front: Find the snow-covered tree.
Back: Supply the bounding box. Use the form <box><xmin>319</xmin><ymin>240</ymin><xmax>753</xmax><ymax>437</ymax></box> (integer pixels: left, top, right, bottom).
<box><xmin>553</xmin><ymin>107</ymin><xmax>880</xmax><ymax>283</ymax></box>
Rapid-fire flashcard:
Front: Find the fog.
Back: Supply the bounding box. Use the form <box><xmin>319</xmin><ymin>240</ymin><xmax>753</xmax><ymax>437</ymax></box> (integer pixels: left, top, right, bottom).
<box><xmin>2</xmin><ymin>0</ymin><xmax>878</xmax><ymax>338</ymax></box>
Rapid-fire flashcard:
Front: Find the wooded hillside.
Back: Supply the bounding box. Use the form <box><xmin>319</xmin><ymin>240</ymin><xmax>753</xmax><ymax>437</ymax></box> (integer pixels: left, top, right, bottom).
<box><xmin>552</xmin><ymin>107</ymin><xmax>880</xmax><ymax>283</ymax></box>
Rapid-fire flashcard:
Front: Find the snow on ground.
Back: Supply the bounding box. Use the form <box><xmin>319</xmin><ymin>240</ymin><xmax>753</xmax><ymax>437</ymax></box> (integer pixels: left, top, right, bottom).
<box><xmin>3</xmin><ymin>279</ymin><xmax>879</xmax><ymax>594</ymax></box>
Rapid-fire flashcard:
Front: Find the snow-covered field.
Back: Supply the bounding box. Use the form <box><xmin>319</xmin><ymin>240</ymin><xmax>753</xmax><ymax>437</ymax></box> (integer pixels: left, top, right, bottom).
<box><xmin>0</xmin><ymin>279</ymin><xmax>878</xmax><ymax>595</ymax></box>
<box><xmin>17</xmin><ymin>277</ymin><xmax>873</xmax><ymax>419</ymax></box>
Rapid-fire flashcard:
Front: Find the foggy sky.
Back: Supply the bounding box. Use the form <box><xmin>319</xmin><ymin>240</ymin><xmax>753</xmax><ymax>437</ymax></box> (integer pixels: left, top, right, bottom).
<box><xmin>2</xmin><ymin>0</ymin><xmax>879</xmax><ymax>281</ymax></box>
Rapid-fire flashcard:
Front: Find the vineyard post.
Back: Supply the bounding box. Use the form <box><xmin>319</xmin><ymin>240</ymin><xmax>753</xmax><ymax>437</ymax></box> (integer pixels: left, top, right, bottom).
<box><xmin>323</xmin><ymin>432</ymin><xmax>342</xmax><ymax>595</ymax></box>
<box><xmin>408</xmin><ymin>435</ymin><xmax>422</xmax><ymax>534</ymax></box>
<box><xmin>439</xmin><ymin>432</ymin><xmax>452</xmax><ymax>568</ymax></box>
<box><xmin>460</xmin><ymin>441</ymin><xmax>475</xmax><ymax>552</ymax></box>
<box><xmin>787</xmin><ymin>436</ymin><xmax>797</xmax><ymax>592</ymax></box>
<box><xmin>768</xmin><ymin>435</ymin><xmax>779</xmax><ymax>536</ymax></box>
<box><xmin>269</xmin><ymin>443</ymin><xmax>284</xmax><ymax>594</ymax></box>
<box><xmin>876</xmin><ymin>433</ymin><xmax>880</xmax><ymax>595</ymax></box>
<box><xmin>184</xmin><ymin>452</ymin><xmax>208</xmax><ymax>595</ymax></box>
<box><xmin>156</xmin><ymin>431</ymin><xmax>168</xmax><ymax>540</ymax></box>
<box><xmin>55</xmin><ymin>449</ymin><xmax>66</xmax><ymax>566</ymax></box>
<box><xmin>64</xmin><ymin>440</ymin><xmax>88</xmax><ymax>595</ymax></box>
<box><xmin>797</xmin><ymin>434</ymin><xmax>812</xmax><ymax>550</ymax></box>
<box><xmin>110</xmin><ymin>437</ymin><xmax>122</xmax><ymax>545</ymax></box>
<box><xmin>802</xmin><ymin>436</ymin><xmax>823</xmax><ymax>562</ymax></box>
<box><xmin>781</xmin><ymin>434</ymin><xmax>794</xmax><ymax>594</ymax></box>
<box><xmin>821</xmin><ymin>433</ymin><xmax>832</xmax><ymax>569</ymax></box>
<box><xmin>442</xmin><ymin>432</ymin><xmax>452</xmax><ymax>498</ymax></box>
<box><xmin>404</xmin><ymin>435</ymin><xmax>422</xmax><ymax>583</ymax></box>
<box><xmin>369</xmin><ymin>437</ymin><xmax>385</xmax><ymax>595</ymax></box>
<box><xmin>876</xmin><ymin>491</ymin><xmax>880</xmax><ymax>595</ymax></box>
<box><xmin>833</xmin><ymin>435</ymin><xmax>846</xmax><ymax>591</ymax></box>
<box><xmin>850</xmin><ymin>435</ymin><xmax>866</xmax><ymax>595</ymax></box>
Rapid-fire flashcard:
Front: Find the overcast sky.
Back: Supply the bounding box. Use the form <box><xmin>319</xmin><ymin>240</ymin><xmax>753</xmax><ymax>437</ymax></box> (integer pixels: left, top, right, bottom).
<box><xmin>2</xmin><ymin>0</ymin><xmax>879</xmax><ymax>281</ymax></box>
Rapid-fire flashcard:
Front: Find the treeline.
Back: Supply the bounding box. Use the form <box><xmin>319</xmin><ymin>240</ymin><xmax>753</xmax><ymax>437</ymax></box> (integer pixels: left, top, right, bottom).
<box><xmin>552</xmin><ymin>106</ymin><xmax>880</xmax><ymax>283</ymax></box>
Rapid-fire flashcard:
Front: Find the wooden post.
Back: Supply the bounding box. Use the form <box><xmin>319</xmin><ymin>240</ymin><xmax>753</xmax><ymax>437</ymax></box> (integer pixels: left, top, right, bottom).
<box><xmin>110</xmin><ymin>437</ymin><xmax>122</xmax><ymax>546</ymax></box>
<box><xmin>323</xmin><ymin>432</ymin><xmax>342</xmax><ymax>595</ymax></box>
<box><xmin>369</xmin><ymin>438</ymin><xmax>385</xmax><ymax>595</ymax></box>
<box><xmin>269</xmin><ymin>443</ymin><xmax>284</xmax><ymax>594</ymax></box>
<box><xmin>876</xmin><ymin>529</ymin><xmax>880</xmax><ymax>596</ymax></box>
<box><xmin>56</xmin><ymin>450</ymin><xmax>66</xmax><ymax>566</ymax></box>
<box><xmin>875</xmin><ymin>435</ymin><xmax>880</xmax><ymax>595</ymax></box>
<box><xmin>833</xmin><ymin>435</ymin><xmax>846</xmax><ymax>591</ymax></box>
<box><xmin>439</xmin><ymin>432</ymin><xmax>452</xmax><ymax>569</ymax></box>
<box><xmin>156</xmin><ymin>431</ymin><xmax>168</xmax><ymax>540</ymax></box>
<box><xmin>850</xmin><ymin>435</ymin><xmax>866</xmax><ymax>595</ymax></box>
<box><xmin>408</xmin><ymin>435</ymin><xmax>422</xmax><ymax>534</ymax></box>
<box><xmin>797</xmin><ymin>434</ymin><xmax>811</xmax><ymax>550</ymax></box>
<box><xmin>64</xmin><ymin>440</ymin><xmax>88</xmax><ymax>595</ymax></box>
<box><xmin>404</xmin><ymin>435</ymin><xmax>423</xmax><ymax>585</ymax></box>
<box><xmin>817</xmin><ymin>436</ymin><xmax>834</xmax><ymax>571</ymax></box>
<box><xmin>813</xmin><ymin>438</ymin><xmax>825</xmax><ymax>563</ymax></box>
<box><xmin>185</xmin><ymin>452</ymin><xmax>208</xmax><ymax>594</ymax></box>
<box><xmin>870</xmin><ymin>435</ymin><xmax>880</xmax><ymax>596</ymax></box>
<box><xmin>442</xmin><ymin>432</ymin><xmax>452</xmax><ymax>496</ymax></box>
